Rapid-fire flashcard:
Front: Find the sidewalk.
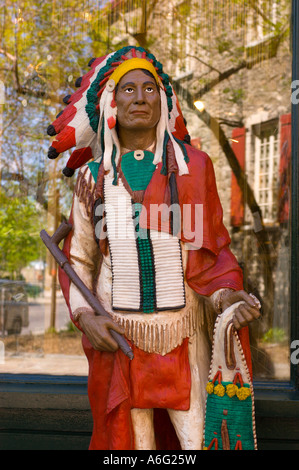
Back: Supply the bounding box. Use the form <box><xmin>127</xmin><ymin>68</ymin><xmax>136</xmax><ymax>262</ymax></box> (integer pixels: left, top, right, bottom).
<box><xmin>0</xmin><ymin>352</ymin><xmax>88</xmax><ymax>376</ymax></box>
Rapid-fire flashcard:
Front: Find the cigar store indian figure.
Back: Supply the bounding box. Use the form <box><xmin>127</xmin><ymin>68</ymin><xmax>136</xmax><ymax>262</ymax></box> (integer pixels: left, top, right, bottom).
<box><xmin>46</xmin><ymin>47</ymin><xmax>261</xmax><ymax>450</ymax></box>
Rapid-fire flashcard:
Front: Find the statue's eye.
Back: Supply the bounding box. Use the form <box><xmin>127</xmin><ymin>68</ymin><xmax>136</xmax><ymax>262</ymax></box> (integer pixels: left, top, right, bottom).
<box><xmin>124</xmin><ymin>87</ymin><xmax>134</xmax><ymax>93</ymax></box>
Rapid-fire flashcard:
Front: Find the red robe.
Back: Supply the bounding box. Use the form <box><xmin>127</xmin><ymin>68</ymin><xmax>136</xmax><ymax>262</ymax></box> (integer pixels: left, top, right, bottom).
<box><xmin>59</xmin><ymin>144</ymin><xmax>251</xmax><ymax>450</ymax></box>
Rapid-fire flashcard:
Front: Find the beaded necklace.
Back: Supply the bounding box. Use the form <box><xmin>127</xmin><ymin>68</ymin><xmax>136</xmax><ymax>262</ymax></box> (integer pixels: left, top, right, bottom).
<box><xmin>89</xmin><ymin>150</ymin><xmax>186</xmax><ymax>313</ymax></box>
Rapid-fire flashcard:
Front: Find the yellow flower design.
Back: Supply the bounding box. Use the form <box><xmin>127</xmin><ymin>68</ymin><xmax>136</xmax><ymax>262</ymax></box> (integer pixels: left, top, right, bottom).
<box><xmin>236</xmin><ymin>387</ymin><xmax>251</xmax><ymax>400</ymax></box>
<box><xmin>214</xmin><ymin>384</ymin><xmax>225</xmax><ymax>397</ymax></box>
<box><xmin>226</xmin><ymin>383</ymin><xmax>238</xmax><ymax>397</ymax></box>
<box><xmin>206</xmin><ymin>382</ymin><xmax>214</xmax><ymax>394</ymax></box>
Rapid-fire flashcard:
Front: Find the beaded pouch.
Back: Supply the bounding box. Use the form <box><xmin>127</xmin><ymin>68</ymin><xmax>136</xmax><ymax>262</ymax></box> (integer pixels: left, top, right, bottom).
<box><xmin>204</xmin><ymin>302</ymin><xmax>257</xmax><ymax>450</ymax></box>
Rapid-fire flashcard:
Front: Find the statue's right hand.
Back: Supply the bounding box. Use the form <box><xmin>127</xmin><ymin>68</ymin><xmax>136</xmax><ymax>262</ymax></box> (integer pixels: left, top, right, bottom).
<box><xmin>78</xmin><ymin>309</ymin><xmax>125</xmax><ymax>352</ymax></box>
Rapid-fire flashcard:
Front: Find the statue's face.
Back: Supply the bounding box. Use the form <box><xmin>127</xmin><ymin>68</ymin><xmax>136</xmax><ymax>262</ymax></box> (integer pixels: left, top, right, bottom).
<box><xmin>115</xmin><ymin>69</ymin><xmax>161</xmax><ymax>133</ymax></box>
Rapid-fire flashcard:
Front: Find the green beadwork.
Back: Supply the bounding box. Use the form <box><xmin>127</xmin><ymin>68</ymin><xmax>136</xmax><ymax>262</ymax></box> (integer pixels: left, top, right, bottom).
<box><xmin>88</xmin><ymin>152</ymin><xmax>158</xmax><ymax>314</ymax></box>
<box><xmin>128</xmin><ymin>160</ymin><xmax>156</xmax><ymax>315</ymax></box>
<box><xmin>204</xmin><ymin>381</ymin><xmax>255</xmax><ymax>450</ymax></box>
<box><xmin>133</xmin><ymin>202</ymin><xmax>155</xmax><ymax>314</ymax></box>
<box><xmin>88</xmin><ymin>161</ymin><xmax>100</xmax><ymax>182</ymax></box>
<box><xmin>121</xmin><ymin>151</ymin><xmax>156</xmax><ymax>191</ymax></box>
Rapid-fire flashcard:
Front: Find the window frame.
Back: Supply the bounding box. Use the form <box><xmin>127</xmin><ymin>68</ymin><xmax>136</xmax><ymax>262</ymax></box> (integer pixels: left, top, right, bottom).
<box><xmin>290</xmin><ymin>0</ymin><xmax>299</xmax><ymax>391</ymax></box>
<box><xmin>252</xmin><ymin>118</ymin><xmax>280</xmax><ymax>224</ymax></box>
<box><xmin>0</xmin><ymin>0</ymin><xmax>298</xmax><ymax>451</ymax></box>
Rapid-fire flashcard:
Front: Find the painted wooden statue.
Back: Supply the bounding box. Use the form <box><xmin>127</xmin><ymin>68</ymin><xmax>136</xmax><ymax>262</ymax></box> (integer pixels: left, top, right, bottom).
<box><xmin>46</xmin><ymin>46</ymin><xmax>261</xmax><ymax>450</ymax></box>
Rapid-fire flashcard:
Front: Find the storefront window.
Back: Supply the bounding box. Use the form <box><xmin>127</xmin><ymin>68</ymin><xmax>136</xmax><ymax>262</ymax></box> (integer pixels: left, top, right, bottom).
<box><xmin>0</xmin><ymin>0</ymin><xmax>293</xmax><ymax>381</ymax></box>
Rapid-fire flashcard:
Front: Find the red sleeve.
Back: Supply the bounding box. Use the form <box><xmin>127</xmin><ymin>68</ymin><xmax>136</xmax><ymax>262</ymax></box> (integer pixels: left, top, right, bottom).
<box><xmin>186</xmin><ymin>245</ymin><xmax>243</xmax><ymax>296</ymax></box>
<box><xmin>178</xmin><ymin>148</ymin><xmax>243</xmax><ymax>296</ymax></box>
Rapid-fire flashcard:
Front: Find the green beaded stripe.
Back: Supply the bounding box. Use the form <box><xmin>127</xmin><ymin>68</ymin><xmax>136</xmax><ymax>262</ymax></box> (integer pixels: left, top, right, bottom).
<box><xmin>123</xmin><ymin>151</ymin><xmax>157</xmax><ymax>313</ymax></box>
<box><xmin>134</xmin><ymin>202</ymin><xmax>156</xmax><ymax>313</ymax></box>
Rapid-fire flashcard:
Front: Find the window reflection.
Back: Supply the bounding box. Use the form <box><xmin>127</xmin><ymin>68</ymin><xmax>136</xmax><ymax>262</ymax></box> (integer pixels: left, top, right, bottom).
<box><xmin>227</xmin><ymin>115</ymin><xmax>291</xmax><ymax>380</ymax></box>
<box><xmin>0</xmin><ymin>0</ymin><xmax>293</xmax><ymax>380</ymax></box>
<box><xmin>235</xmin><ymin>112</ymin><xmax>290</xmax><ymax>380</ymax></box>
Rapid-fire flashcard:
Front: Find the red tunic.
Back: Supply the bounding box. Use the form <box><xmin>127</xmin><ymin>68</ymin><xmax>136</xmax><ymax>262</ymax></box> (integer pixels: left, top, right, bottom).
<box><xmin>59</xmin><ymin>145</ymin><xmax>252</xmax><ymax>450</ymax></box>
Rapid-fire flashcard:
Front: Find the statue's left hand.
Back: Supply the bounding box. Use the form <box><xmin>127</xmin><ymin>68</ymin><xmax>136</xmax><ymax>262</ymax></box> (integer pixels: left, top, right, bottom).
<box><xmin>221</xmin><ymin>290</ymin><xmax>261</xmax><ymax>330</ymax></box>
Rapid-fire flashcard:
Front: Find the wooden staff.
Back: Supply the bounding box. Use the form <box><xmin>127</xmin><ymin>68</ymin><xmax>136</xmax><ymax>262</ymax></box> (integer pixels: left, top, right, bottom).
<box><xmin>40</xmin><ymin>221</ymin><xmax>134</xmax><ymax>360</ymax></box>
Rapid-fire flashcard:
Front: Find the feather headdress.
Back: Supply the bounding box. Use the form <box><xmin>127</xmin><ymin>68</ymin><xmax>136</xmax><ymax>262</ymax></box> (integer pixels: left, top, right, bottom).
<box><xmin>47</xmin><ymin>46</ymin><xmax>190</xmax><ymax>178</ymax></box>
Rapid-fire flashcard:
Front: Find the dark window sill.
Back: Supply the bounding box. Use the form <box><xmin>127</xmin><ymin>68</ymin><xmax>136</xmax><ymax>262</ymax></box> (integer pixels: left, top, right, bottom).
<box><xmin>0</xmin><ymin>373</ymin><xmax>299</xmax><ymax>411</ymax></box>
<box><xmin>0</xmin><ymin>373</ymin><xmax>89</xmax><ymax>410</ymax></box>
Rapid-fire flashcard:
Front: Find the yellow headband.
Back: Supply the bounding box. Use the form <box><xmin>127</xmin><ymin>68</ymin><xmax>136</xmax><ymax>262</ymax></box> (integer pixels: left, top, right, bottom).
<box><xmin>108</xmin><ymin>58</ymin><xmax>160</xmax><ymax>88</ymax></box>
